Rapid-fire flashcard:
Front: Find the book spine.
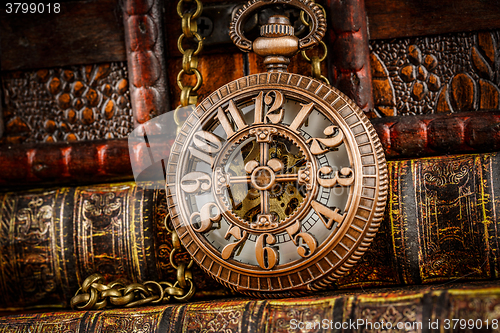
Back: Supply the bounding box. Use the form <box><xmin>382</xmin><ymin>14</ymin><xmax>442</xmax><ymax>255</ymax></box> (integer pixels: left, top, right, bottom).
<box><xmin>1</xmin><ymin>283</ymin><xmax>500</xmax><ymax>332</ymax></box>
<box><xmin>0</xmin><ymin>182</ymin><xmax>159</xmax><ymax>310</ymax></box>
<box><xmin>0</xmin><ymin>139</ymin><xmax>133</xmax><ymax>186</ymax></box>
<box><xmin>0</xmin><ymin>181</ymin><xmax>224</xmax><ymax>311</ymax></box>
<box><xmin>337</xmin><ymin>152</ymin><xmax>500</xmax><ymax>289</ymax></box>
<box><xmin>2</xmin><ymin>112</ymin><xmax>500</xmax><ymax>187</ymax></box>
<box><xmin>372</xmin><ymin>111</ymin><xmax>500</xmax><ymax>159</ymax></box>
<box><xmin>1</xmin><ymin>152</ymin><xmax>499</xmax><ymax>309</ymax></box>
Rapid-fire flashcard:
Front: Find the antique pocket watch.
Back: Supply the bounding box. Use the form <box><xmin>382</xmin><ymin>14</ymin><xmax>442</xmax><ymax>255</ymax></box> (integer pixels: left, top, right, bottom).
<box><xmin>166</xmin><ymin>0</ymin><xmax>387</xmax><ymax>297</ymax></box>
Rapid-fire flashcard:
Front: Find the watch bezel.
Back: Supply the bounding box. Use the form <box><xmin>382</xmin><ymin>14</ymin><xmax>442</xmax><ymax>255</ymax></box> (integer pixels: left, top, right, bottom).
<box><xmin>166</xmin><ymin>72</ymin><xmax>387</xmax><ymax>296</ymax></box>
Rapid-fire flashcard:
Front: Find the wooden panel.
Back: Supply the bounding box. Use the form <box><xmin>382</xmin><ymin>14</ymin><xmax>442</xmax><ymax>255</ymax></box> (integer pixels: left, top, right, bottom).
<box><xmin>168</xmin><ymin>53</ymin><xmax>245</xmax><ymax>110</ymax></box>
<box><xmin>0</xmin><ymin>0</ymin><xmax>126</xmax><ymax>71</ymax></box>
<box><xmin>2</xmin><ymin>0</ymin><xmax>500</xmax><ymax>71</ymax></box>
<box><xmin>0</xmin><ymin>81</ymin><xmax>3</xmax><ymax>139</ymax></box>
<box><xmin>366</xmin><ymin>0</ymin><xmax>500</xmax><ymax>40</ymax></box>
<box><xmin>326</xmin><ymin>0</ymin><xmax>373</xmax><ymax>115</ymax></box>
<box><xmin>247</xmin><ymin>52</ymin><xmax>327</xmax><ymax>79</ymax></box>
<box><xmin>163</xmin><ymin>0</ymin><xmax>244</xmax><ymax>58</ymax></box>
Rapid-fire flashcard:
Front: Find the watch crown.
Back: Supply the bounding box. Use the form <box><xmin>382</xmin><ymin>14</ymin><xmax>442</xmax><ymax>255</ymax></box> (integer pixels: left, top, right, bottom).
<box><xmin>260</xmin><ymin>15</ymin><xmax>295</xmax><ymax>37</ymax></box>
<box><xmin>253</xmin><ymin>15</ymin><xmax>299</xmax><ymax>72</ymax></box>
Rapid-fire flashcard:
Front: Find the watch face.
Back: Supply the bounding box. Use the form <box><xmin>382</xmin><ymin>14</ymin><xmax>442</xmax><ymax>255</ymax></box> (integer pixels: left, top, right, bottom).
<box><xmin>166</xmin><ymin>72</ymin><xmax>387</xmax><ymax>296</ymax></box>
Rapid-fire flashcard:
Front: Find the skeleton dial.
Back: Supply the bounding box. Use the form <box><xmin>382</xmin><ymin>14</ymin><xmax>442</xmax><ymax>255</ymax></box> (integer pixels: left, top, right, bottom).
<box><xmin>166</xmin><ymin>73</ymin><xmax>386</xmax><ymax>295</ymax></box>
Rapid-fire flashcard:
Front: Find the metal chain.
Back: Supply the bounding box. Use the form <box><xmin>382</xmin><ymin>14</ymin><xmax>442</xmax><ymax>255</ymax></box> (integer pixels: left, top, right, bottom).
<box><xmin>174</xmin><ymin>0</ymin><xmax>204</xmax><ymax>130</ymax></box>
<box><xmin>300</xmin><ymin>1</ymin><xmax>330</xmax><ymax>85</ymax></box>
<box><xmin>70</xmin><ymin>1</ymin><xmax>331</xmax><ymax>310</ymax></box>
<box><xmin>71</xmin><ymin>214</ymin><xmax>196</xmax><ymax>310</ymax></box>
<box><xmin>71</xmin><ymin>0</ymin><xmax>203</xmax><ymax>310</ymax></box>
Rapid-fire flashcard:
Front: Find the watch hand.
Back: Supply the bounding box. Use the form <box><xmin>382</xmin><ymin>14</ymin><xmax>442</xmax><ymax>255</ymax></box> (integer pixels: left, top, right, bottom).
<box><xmin>286</xmin><ymin>158</ymin><xmax>306</xmax><ymax>173</ymax></box>
<box><xmin>271</xmin><ymin>141</ymin><xmax>278</xmax><ymax>159</ymax></box>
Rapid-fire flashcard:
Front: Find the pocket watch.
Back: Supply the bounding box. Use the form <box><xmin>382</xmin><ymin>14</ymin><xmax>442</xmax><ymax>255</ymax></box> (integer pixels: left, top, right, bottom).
<box><xmin>166</xmin><ymin>0</ymin><xmax>387</xmax><ymax>297</ymax></box>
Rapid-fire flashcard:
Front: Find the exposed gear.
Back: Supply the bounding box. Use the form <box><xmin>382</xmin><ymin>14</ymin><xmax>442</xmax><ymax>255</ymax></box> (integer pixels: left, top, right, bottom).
<box><xmin>213</xmin><ymin>123</ymin><xmax>316</xmax><ymax>232</ymax></box>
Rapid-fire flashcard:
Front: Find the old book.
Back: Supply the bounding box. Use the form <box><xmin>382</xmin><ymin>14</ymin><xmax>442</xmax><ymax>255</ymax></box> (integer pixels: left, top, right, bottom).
<box><xmin>0</xmin><ymin>181</ymin><xmax>224</xmax><ymax>311</ymax></box>
<box><xmin>1</xmin><ymin>281</ymin><xmax>500</xmax><ymax>332</ymax></box>
<box><xmin>338</xmin><ymin>151</ymin><xmax>500</xmax><ymax>289</ymax></box>
<box><xmin>1</xmin><ymin>152</ymin><xmax>500</xmax><ymax>311</ymax></box>
<box><xmin>1</xmin><ymin>111</ymin><xmax>500</xmax><ymax>188</ymax></box>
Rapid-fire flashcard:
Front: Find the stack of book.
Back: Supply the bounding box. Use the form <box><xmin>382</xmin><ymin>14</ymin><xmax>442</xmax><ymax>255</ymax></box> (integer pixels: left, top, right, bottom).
<box><xmin>1</xmin><ymin>0</ymin><xmax>500</xmax><ymax>328</ymax></box>
<box><xmin>1</xmin><ymin>151</ymin><xmax>499</xmax><ymax>329</ymax></box>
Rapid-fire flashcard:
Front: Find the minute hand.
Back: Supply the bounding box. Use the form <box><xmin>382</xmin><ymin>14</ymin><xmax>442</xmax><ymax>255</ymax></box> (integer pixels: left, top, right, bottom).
<box><xmin>286</xmin><ymin>158</ymin><xmax>306</xmax><ymax>173</ymax></box>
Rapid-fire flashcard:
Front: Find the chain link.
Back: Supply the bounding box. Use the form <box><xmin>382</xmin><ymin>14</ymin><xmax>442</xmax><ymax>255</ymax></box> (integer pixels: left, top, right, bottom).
<box><xmin>169</xmin><ymin>0</ymin><xmax>203</xmax><ymax>294</ymax></box>
<box><xmin>70</xmin><ymin>0</ymin><xmax>332</xmax><ymax>310</ymax></box>
<box><xmin>299</xmin><ymin>1</ymin><xmax>330</xmax><ymax>85</ymax></box>
<box><xmin>71</xmin><ymin>2</ymin><xmax>203</xmax><ymax>308</ymax></box>
<box><xmin>71</xmin><ymin>213</ymin><xmax>196</xmax><ymax>310</ymax></box>
<box><xmin>175</xmin><ymin>0</ymin><xmax>204</xmax><ymax>131</ymax></box>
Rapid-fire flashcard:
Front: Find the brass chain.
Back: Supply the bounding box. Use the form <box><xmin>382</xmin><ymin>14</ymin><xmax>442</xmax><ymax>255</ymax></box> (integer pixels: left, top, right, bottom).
<box><xmin>71</xmin><ymin>0</ymin><xmax>203</xmax><ymax>310</ymax></box>
<box><xmin>71</xmin><ymin>214</ymin><xmax>196</xmax><ymax>310</ymax></box>
<box><xmin>70</xmin><ymin>1</ymin><xmax>332</xmax><ymax>310</ymax></box>
<box><xmin>174</xmin><ymin>0</ymin><xmax>204</xmax><ymax>130</ymax></box>
<box><xmin>299</xmin><ymin>1</ymin><xmax>330</xmax><ymax>85</ymax></box>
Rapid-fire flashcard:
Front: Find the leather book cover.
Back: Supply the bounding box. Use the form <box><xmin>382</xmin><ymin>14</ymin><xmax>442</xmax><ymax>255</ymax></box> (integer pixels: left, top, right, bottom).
<box><xmin>1</xmin><ymin>152</ymin><xmax>500</xmax><ymax>310</ymax></box>
<box><xmin>337</xmin><ymin>152</ymin><xmax>500</xmax><ymax>289</ymax></box>
<box><xmin>1</xmin><ymin>281</ymin><xmax>500</xmax><ymax>332</ymax></box>
<box><xmin>0</xmin><ymin>182</ymin><xmax>167</xmax><ymax>310</ymax></box>
<box><xmin>0</xmin><ymin>181</ymin><xmax>226</xmax><ymax>311</ymax></box>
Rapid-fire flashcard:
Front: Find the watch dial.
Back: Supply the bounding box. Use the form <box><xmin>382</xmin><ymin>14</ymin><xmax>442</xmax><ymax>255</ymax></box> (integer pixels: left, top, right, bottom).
<box><xmin>166</xmin><ymin>73</ymin><xmax>387</xmax><ymax>295</ymax></box>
